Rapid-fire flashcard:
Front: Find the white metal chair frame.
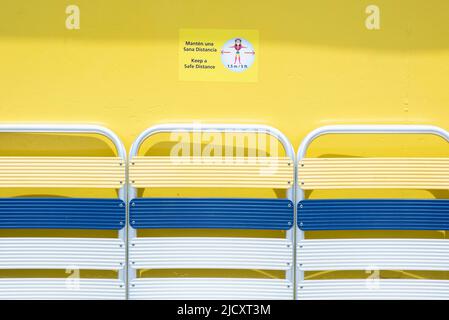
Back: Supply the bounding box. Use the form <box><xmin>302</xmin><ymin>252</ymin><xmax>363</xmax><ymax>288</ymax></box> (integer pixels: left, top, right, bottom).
<box><xmin>128</xmin><ymin>123</ymin><xmax>296</xmax><ymax>299</ymax></box>
<box><xmin>296</xmin><ymin>124</ymin><xmax>449</xmax><ymax>299</ymax></box>
<box><xmin>0</xmin><ymin>124</ymin><xmax>127</xmax><ymax>299</ymax></box>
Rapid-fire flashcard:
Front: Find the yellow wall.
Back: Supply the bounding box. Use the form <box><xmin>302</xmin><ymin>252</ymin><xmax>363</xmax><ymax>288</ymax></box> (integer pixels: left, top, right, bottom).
<box><xmin>1</xmin><ymin>0</ymin><xmax>449</xmax><ymax>150</ymax></box>
<box><xmin>1</xmin><ymin>0</ymin><xmax>449</xmax><ymax>280</ymax></box>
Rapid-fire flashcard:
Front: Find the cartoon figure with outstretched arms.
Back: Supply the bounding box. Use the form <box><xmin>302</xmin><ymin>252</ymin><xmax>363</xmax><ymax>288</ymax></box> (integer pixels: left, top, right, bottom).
<box><xmin>230</xmin><ymin>38</ymin><xmax>246</xmax><ymax>65</ymax></box>
<box><xmin>221</xmin><ymin>37</ymin><xmax>256</xmax><ymax>72</ymax></box>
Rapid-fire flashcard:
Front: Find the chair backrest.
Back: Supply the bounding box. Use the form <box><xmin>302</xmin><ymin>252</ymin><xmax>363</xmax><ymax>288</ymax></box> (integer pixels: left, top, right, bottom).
<box><xmin>296</xmin><ymin>124</ymin><xmax>449</xmax><ymax>299</ymax></box>
<box><xmin>0</xmin><ymin>124</ymin><xmax>126</xmax><ymax>299</ymax></box>
<box><xmin>128</xmin><ymin>124</ymin><xmax>295</xmax><ymax>299</ymax></box>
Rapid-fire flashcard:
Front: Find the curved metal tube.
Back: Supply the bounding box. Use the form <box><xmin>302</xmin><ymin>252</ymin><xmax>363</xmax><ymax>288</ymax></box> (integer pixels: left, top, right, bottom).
<box><xmin>297</xmin><ymin>124</ymin><xmax>449</xmax><ymax>160</ymax></box>
<box><xmin>130</xmin><ymin>123</ymin><xmax>294</xmax><ymax>160</ymax></box>
<box><xmin>130</xmin><ymin>123</ymin><xmax>295</xmax><ymax>200</ymax></box>
<box><xmin>0</xmin><ymin>124</ymin><xmax>126</xmax><ymax>159</ymax></box>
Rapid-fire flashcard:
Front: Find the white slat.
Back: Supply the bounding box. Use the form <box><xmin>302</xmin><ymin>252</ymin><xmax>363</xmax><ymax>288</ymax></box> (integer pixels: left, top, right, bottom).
<box><xmin>297</xmin><ymin>239</ymin><xmax>449</xmax><ymax>271</ymax></box>
<box><xmin>130</xmin><ymin>237</ymin><xmax>293</xmax><ymax>270</ymax></box>
<box><xmin>297</xmin><ymin>279</ymin><xmax>449</xmax><ymax>300</ymax></box>
<box><xmin>130</xmin><ymin>278</ymin><xmax>293</xmax><ymax>300</ymax></box>
<box><xmin>0</xmin><ymin>278</ymin><xmax>125</xmax><ymax>300</ymax></box>
<box><xmin>0</xmin><ymin>238</ymin><xmax>125</xmax><ymax>270</ymax></box>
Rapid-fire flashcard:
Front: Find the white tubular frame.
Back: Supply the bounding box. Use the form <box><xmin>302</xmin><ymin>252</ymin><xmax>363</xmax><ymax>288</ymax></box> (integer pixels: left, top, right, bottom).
<box><xmin>296</xmin><ymin>124</ymin><xmax>449</xmax><ymax>299</ymax></box>
<box><xmin>128</xmin><ymin>123</ymin><xmax>295</xmax><ymax>296</ymax></box>
<box><xmin>0</xmin><ymin>124</ymin><xmax>127</xmax><ymax>289</ymax></box>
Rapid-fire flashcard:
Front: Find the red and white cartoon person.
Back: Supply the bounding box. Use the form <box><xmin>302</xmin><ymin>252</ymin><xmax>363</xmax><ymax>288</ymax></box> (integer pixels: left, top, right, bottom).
<box><xmin>230</xmin><ymin>38</ymin><xmax>246</xmax><ymax>65</ymax></box>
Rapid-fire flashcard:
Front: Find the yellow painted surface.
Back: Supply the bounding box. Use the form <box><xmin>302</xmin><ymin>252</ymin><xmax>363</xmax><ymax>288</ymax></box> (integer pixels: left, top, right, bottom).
<box><xmin>1</xmin><ymin>0</ymin><xmax>449</xmax><ymax>280</ymax></box>
<box><xmin>0</xmin><ymin>0</ymin><xmax>448</xmax><ymax>150</ymax></box>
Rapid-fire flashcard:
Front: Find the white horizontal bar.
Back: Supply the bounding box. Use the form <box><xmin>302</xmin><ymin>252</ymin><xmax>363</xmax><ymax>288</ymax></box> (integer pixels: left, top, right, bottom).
<box><xmin>130</xmin><ymin>237</ymin><xmax>293</xmax><ymax>270</ymax></box>
<box><xmin>0</xmin><ymin>238</ymin><xmax>125</xmax><ymax>270</ymax></box>
<box><xmin>0</xmin><ymin>124</ymin><xmax>126</xmax><ymax>159</ymax></box>
<box><xmin>297</xmin><ymin>125</ymin><xmax>449</xmax><ymax>160</ymax></box>
<box><xmin>0</xmin><ymin>278</ymin><xmax>125</xmax><ymax>300</ymax></box>
<box><xmin>297</xmin><ymin>239</ymin><xmax>449</xmax><ymax>271</ymax></box>
<box><xmin>130</xmin><ymin>123</ymin><xmax>295</xmax><ymax>160</ymax></box>
<box><xmin>297</xmin><ymin>279</ymin><xmax>449</xmax><ymax>300</ymax></box>
<box><xmin>130</xmin><ymin>278</ymin><xmax>294</xmax><ymax>300</ymax></box>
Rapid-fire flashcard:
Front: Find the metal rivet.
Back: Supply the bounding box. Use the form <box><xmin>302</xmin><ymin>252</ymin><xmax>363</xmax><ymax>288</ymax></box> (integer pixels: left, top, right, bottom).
<box><xmin>132</xmin><ymin>220</ymin><xmax>135</xmax><ymax>224</ymax></box>
<box><xmin>119</xmin><ymin>221</ymin><xmax>123</xmax><ymax>225</ymax></box>
<box><xmin>301</xmin><ymin>182</ymin><xmax>304</xmax><ymax>185</ymax></box>
<box><xmin>288</xmin><ymin>181</ymin><xmax>291</xmax><ymax>184</ymax></box>
<box><xmin>288</xmin><ymin>221</ymin><xmax>292</xmax><ymax>225</ymax></box>
<box><xmin>300</xmin><ymin>222</ymin><xmax>303</xmax><ymax>226</ymax></box>
<box><xmin>288</xmin><ymin>203</ymin><xmax>292</xmax><ymax>207</ymax></box>
<box><xmin>132</xmin><ymin>180</ymin><xmax>135</xmax><ymax>184</ymax></box>
<box><xmin>131</xmin><ymin>202</ymin><xmax>135</xmax><ymax>206</ymax></box>
<box><xmin>132</xmin><ymin>162</ymin><xmax>135</xmax><ymax>165</ymax></box>
<box><xmin>119</xmin><ymin>181</ymin><xmax>123</xmax><ymax>184</ymax></box>
<box><xmin>299</xmin><ymin>204</ymin><xmax>303</xmax><ymax>208</ymax></box>
<box><xmin>119</xmin><ymin>203</ymin><xmax>124</xmax><ymax>207</ymax></box>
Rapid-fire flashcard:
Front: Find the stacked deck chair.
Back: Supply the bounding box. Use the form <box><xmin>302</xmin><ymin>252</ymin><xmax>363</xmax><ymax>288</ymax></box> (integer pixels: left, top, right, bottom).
<box><xmin>128</xmin><ymin>124</ymin><xmax>295</xmax><ymax>299</ymax></box>
<box><xmin>296</xmin><ymin>125</ymin><xmax>449</xmax><ymax>299</ymax></box>
<box><xmin>0</xmin><ymin>125</ymin><xmax>126</xmax><ymax>299</ymax></box>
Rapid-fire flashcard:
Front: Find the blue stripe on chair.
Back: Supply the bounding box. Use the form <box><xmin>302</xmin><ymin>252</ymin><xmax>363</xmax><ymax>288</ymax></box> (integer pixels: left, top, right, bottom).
<box><xmin>298</xmin><ymin>199</ymin><xmax>449</xmax><ymax>231</ymax></box>
<box><xmin>0</xmin><ymin>198</ymin><xmax>125</xmax><ymax>230</ymax></box>
<box><xmin>130</xmin><ymin>198</ymin><xmax>293</xmax><ymax>230</ymax></box>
